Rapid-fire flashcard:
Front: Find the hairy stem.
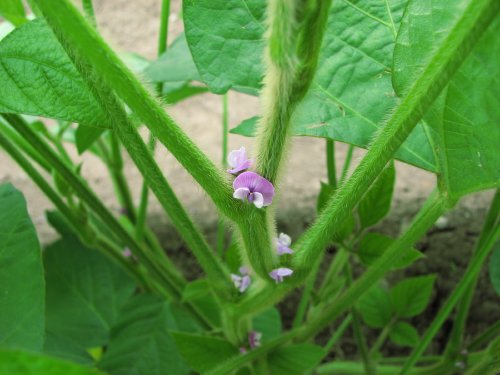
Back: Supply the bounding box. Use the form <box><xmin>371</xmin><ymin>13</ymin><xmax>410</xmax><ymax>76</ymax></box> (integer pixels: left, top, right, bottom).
<box><xmin>136</xmin><ymin>0</ymin><xmax>171</xmax><ymax>241</ymax></box>
<box><xmin>32</xmin><ymin>0</ymin><xmax>241</xmax><ymax>220</ymax></box>
<box><xmin>217</xmin><ymin>93</ymin><xmax>229</xmax><ymax>256</ymax></box>
<box><xmin>444</xmin><ymin>190</ymin><xmax>500</xmax><ymax>359</ymax></box>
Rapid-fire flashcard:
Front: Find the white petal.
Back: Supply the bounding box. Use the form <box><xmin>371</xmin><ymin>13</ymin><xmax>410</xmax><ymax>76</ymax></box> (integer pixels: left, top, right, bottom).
<box><xmin>278</xmin><ymin>233</ymin><xmax>291</xmax><ymax>246</ymax></box>
<box><xmin>233</xmin><ymin>187</ymin><xmax>250</xmax><ymax>201</ymax></box>
<box><xmin>252</xmin><ymin>192</ymin><xmax>264</xmax><ymax>208</ymax></box>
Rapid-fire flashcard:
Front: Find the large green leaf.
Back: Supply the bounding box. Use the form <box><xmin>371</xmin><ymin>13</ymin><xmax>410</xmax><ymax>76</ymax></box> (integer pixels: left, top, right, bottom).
<box><xmin>393</xmin><ymin>0</ymin><xmax>500</xmax><ymax>198</ymax></box>
<box><xmin>253</xmin><ymin>307</ymin><xmax>282</xmax><ymax>342</ymax></box>
<box><xmin>227</xmin><ymin>0</ymin><xmax>437</xmax><ymax>171</ymax></box>
<box><xmin>0</xmin><ymin>350</ymin><xmax>104</xmax><ymax>375</ymax></box>
<box><xmin>0</xmin><ymin>19</ymin><xmax>109</xmax><ymax>127</ymax></box>
<box><xmin>44</xmin><ymin>212</ymin><xmax>135</xmax><ymax>349</ymax></box>
<box><xmin>183</xmin><ymin>0</ymin><xmax>265</xmax><ymax>94</ymax></box>
<box><xmin>145</xmin><ymin>33</ymin><xmax>200</xmax><ymax>84</ymax></box>
<box><xmin>171</xmin><ymin>332</ymin><xmax>239</xmax><ymax>373</ymax></box>
<box><xmin>0</xmin><ymin>0</ymin><xmax>27</xmax><ymax>26</ymax></box>
<box><xmin>99</xmin><ymin>294</ymin><xmax>192</xmax><ymax>375</ymax></box>
<box><xmin>390</xmin><ymin>275</ymin><xmax>436</xmax><ymax>318</ymax></box>
<box><xmin>268</xmin><ymin>344</ymin><xmax>325</xmax><ymax>375</ymax></box>
<box><xmin>0</xmin><ymin>183</ymin><xmax>44</xmax><ymax>352</ymax></box>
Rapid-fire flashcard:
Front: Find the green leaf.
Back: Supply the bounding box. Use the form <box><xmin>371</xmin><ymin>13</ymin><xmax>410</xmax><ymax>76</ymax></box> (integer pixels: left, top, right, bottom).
<box><xmin>99</xmin><ymin>294</ymin><xmax>192</xmax><ymax>375</ymax></box>
<box><xmin>357</xmin><ymin>233</ymin><xmax>423</xmax><ymax>270</ymax></box>
<box><xmin>43</xmin><ymin>331</ymin><xmax>94</xmax><ymax>366</ymax></box>
<box><xmin>75</xmin><ymin>125</ymin><xmax>105</xmax><ymax>154</ymax></box>
<box><xmin>253</xmin><ymin>308</ymin><xmax>282</xmax><ymax>342</ymax></box>
<box><xmin>146</xmin><ymin>33</ymin><xmax>201</xmax><ymax>84</ymax></box>
<box><xmin>389</xmin><ymin>322</ymin><xmax>419</xmax><ymax>348</ymax></box>
<box><xmin>182</xmin><ymin>279</ymin><xmax>210</xmax><ymax>302</ymax></box>
<box><xmin>390</xmin><ymin>275</ymin><xmax>436</xmax><ymax>318</ymax></box>
<box><xmin>44</xmin><ymin>211</ymin><xmax>135</xmax><ymax>348</ymax></box>
<box><xmin>183</xmin><ymin>0</ymin><xmax>265</xmax><ymax>94</ymax></box>
<box><xmin>227</xmin><ymin>1</ymin><xmax>438</xmax><ymax>172</ymax></box>
<box><xmin>358</xmin><ymin>162</ymin><xmax>395</xmax><ymax>229</ymax></box>
<box><xmin>357</xmin><ymin>284</ymin><xmax>392</xmax><ymax>329</ymax></box>
<box><xmin>0</xmin><ymin>0</ymin><xmax>27</xmax><ymax>26</ymax></box>
<box><xmin>317</xmin><ymin>182</ymin><xmax>355</xmax><ymax>242</ymax></box>
<box><xmin>0</xmin><ymin>19</ymin><xmax>109</xmax><ymax>127</ymax></box>
<box><xmin>230</xmin><ymin>115</ymin><xmax>259</xmax><ymax>137</ymax></box>
<box><xmin>0</xmin><ymin>350</ymin><xmax>104</xmax><ymax>375</ymax></box>
<box><xmin>0</xmin><ymin>183</ymin><xmax>44</xmax><ymax>352</ymax></box>
<box><xmin>163</xmin><ymin>84</ymin><xmax>208</xmax><ymax>105</ymax></box>
<box><xmin>268</xmin><ymin>344</ymin><xmax>325</xmax><ymax>375</ymax></box>
<box><xmin>171</xmin><ymin>332</ymin><xmax>239</xmax><ymax>373</ymax></box>
<box><xmin>393</xmin><ymin>1</ymin><xmax>500</xmax><ymax>198</ymax></box>
<box><xmin>489</xmin><ymin>242</ymin><xmax>500</xmax><ymax>296</ymax></box>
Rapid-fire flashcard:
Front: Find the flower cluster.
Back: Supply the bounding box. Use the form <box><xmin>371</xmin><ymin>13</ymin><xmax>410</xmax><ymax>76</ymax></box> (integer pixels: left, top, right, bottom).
<box><xmin>227</xmin><ymin>148</ymin><xmax>293</xmax><ymax>288</ymax></box>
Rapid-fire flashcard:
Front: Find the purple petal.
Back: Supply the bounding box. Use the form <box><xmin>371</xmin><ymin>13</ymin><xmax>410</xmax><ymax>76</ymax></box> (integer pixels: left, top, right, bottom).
<box><xmin>233</xmin><ymin>172</ymin><xmax>274</xmax><ymax>206</ymax></box>
<box><xmin>269</xmin><ymin>267</ymin><xmax>293</xmax><ymax>283</ymax></box>
<box><xmin>278</xmin><ymin>233</ymin><xmax>291</xmax><ymax>247</ymax></box>
<box><xmin>123</xmin><ymin>248</ymin><xmax>132</xmax><ymax>258</ymax></box>
<box><xmin>227</xmin><ymin>147</ymin><xmax>252</xmax><ymax>174</ymax></box>
<box><xmin>239</xmin><ymin>275</ymin><xmax>251</xmax><ymax>292</ymax></box>
<box><xmin>277</xmin><ymin>244</ymin><xmax>294</xmax><ymax>255</ymax></box>
<box><xmin>249</xmin><ymin>331</ymin><xmax>262</xmax><ymax>349</ymax></box>
<box><xmin>231</xmin><ymin>274</ymin><xmax>242</xmax><ymax>290</ymax></box>
<box><xmin>233</xmin><ymin>187</ymin><xmax>250</xmax><ymax>201</ymax></box>
<box><xmin>239</xmin><ymin>266</ymin><xmax>249</xmax><ymax>275</ymax></box>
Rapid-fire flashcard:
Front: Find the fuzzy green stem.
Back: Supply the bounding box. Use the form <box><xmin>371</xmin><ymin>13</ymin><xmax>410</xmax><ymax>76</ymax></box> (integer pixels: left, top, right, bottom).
<box><xmin>292</xmin><ymin>0</ymin><xmax>499</xmax><ymax>282</ymax></box>
<box><xmin>0</xmin><ymin>129</ymin><xmax>150</xmax><ymax>291</ymax></box>
<box><xmin>318</xmin><ymin>248</ymin><xmax>350</xmax><ymax>299</ymax></box>
<box><xmin>136</xmin><ymin>0</ymin><xmax>171</xmax><ymax>241</ymax></box>
<box><xmin>32</xmin><ymin>0</ymin><xmax>240</xmax><ymax>220</ymax></box>
<box><xmin>345</xmin><ymin>262</ymin><xmax>374</xmax><ymax>375</ymax></box>
<box><xmin>444</xmin><ymin>190</ymin><xmax>500</xmax><ymax>359</ymax></box>
<box><xmin>401</xmin><ymin>221</ymin><xmax>500</xmax><ymax>373</ymax></box>
<box><xmin>296</xmin><ymin>190</ymin><xmax>446</xmax><ymax>342</ymax></box>
<box><xmin>217</xmin><ymin>93</ymin><xmax>229</xmax><ymax>256</ymax></box>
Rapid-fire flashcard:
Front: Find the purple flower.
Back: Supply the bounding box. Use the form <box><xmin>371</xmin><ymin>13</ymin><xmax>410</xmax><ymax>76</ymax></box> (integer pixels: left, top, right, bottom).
<box><xmin>233</xmin><ymin>171</ymin><xmax>275</xmax><ymax>208</ymax></box>
<box><xmin>269</xmin><ymin>268</ymin><xmax>293</xmax><ymax>283</ymax></box>
<box><xmin>231</xmin><ymin>266</ymin><xmax>251</xmax><ymax>293</ymax></box>
<box><xmin>276</xmin><ymin>233</ymin><xmax>293</xmax><ymax>255</ymax></box>
<box><xmin>227</xmin><ymin>146</ymin><xmax>252</xmax><ymax>175</ymax></box>
<box><xmin>123</xmin><ymin>247</ymin><xmax>132</xmax><ymax>258</ymax></box>
<box><xmin>248</xmin><ymin>331</ymin><xmax>262</xmax><ymax>349</ymax></box>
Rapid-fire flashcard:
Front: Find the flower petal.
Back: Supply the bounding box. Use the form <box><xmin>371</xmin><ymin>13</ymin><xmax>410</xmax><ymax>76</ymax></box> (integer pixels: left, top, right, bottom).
<box><xmin>269</xmin><ymin>267</ymin><xmax>293</xmax><ymax>283</ymax></box>
<box><xmin>252</xmin><ymin>192</ymin><xmax>264</xmax><ymax>208</ymax></box>
<box><xmin>233</xmin><ymin>187</ymin><xmax>250</xmax><ymax>201</ymax></box>
<box><xmin>253</xmin><ymin>177</ymin><xmax>275</xmax><ymax>206</ymax></box>
<box><xmin>277</xmin><ymin>244</ymin><xmax>294</xmax><ymax>255</ymax></box>
<box><xmin>233</xmin><ymin>171</ymin><xmax>259</xmax><ymax>190</ymax></box>
<box><xmin>240</xmin><ymin>275</ymin><xmax>251</xmax><ymax>292</ymax></box>
<box><xmin>278</xmin><ymin>233</ymin><xmax>292</xmax><ymax>247</ymax></box>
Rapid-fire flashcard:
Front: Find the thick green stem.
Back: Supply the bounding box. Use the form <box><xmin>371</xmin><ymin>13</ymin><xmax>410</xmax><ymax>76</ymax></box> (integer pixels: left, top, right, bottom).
<box><xmin>32</xmin><ymin>0</ymin><xmax>240</xmax><ymax>220</ymax></box>
<box><xmin>296</xmin><ymin>190</ymin><xmax>446</xmax><ymax>342</ymax></box>
<box><xmin>217</xmin><ymin>93</ymin><xmax>229</xmax><ymax>256</ymax></box>
<box><xmin>444</xmin><ymin>190</ymin><xmax>500</xmax><ymax>359</ymax></box>
<box><xmin>326</xmin><ymin>140</ymin><xmax>337</xmax><ymax>188</ymax></box>
<box><xmin>136</xmin><ymin>0</ymin><xmax>171</xmax><ymax>241</ymax></box>
<box><xmin>0</xmin><ymin>129</ymin><xmax>151</xmax><ymax>291</ymax></box>
<box><xmin>401</xmin><ymin>221</ymin><xmax>500</xmax><ymax>373</ymax></box>
<box><xmin>345</xmin><ymin>262</ymin><xmax>374</xmax><ymax>375</ymax></box>
<box><xmin>291</xmin><ymin>0</ymin><xmax>499</xmax><ymax>282</ymax></box>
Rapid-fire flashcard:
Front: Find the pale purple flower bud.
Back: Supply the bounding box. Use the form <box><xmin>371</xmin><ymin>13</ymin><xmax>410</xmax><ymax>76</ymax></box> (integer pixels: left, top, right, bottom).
<box><xmin>248</xmin><ymin>331</ymin><xmax>262</xmax><ymax>349</ymax></box>
<box><xmin>123</xmin><ymin>247</ymin><xmax>132</xmax><ymax>258</ymax></box>
<box><xmin>231</xmin><ymin>267</ymin><xmax>251</xmax><ymax>293</ymax></box>
<box><xmin>276</xmin><ymin>233</ymin><xmax>293</xmax><ymax>255</ymax></box>
<box><xmin>239</xmin><ymin>347</ymin><xmax>247</xmax><ymax>354</ymax></box>
<box><xmin>227</xmin><ymin>146</ymin><xmax>252</xmax><ymax>175</ymax></box>
<box><xmin>233</xmin><ymin>171</ymin><xmax>275</xmax><ymax>208</ymax></box>
<box><xmin>269</xmin><ymin>267</ymin><xmax>293</xmax><ymax>283</ymax></box>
